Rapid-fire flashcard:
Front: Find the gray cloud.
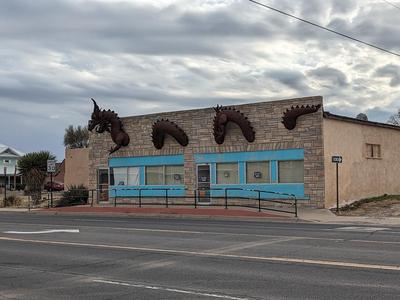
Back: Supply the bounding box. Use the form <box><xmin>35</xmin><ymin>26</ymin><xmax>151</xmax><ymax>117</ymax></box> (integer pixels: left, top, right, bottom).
<box><xmin>0</xmin><ymin>0</ymin><xmax>399</xmax><ymax>159</ymax></box>
<box><xmin>375</xmin><ymin>64</ymin><xmax>400</xmax><ymax>87</ymax></box>
<box><xmin>308</xmin><ymin>66</ymin><xmax>348</xmax><ymax>87</ymax></box>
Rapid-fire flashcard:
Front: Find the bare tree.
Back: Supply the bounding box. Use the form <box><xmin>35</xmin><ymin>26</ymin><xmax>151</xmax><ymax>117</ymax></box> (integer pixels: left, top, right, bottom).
<box><xmin>388</xmin><ymin>109</ymin><xmax>400</xmax><ymax>126</ymax></box>
<box><xmin>356</xmin><ymin>113</ymin><xmax>368</xmax><ymax>121</ymax></box>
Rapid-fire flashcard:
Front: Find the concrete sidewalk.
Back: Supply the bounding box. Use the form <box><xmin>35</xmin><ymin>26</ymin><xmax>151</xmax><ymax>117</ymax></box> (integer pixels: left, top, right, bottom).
<box><xmin>298</xmin><ymin>208</ymin><xmax>400</xmax><ymax>226</ymax></box>
<box><xmin>30</xmin><ymin>206</ymin><xmax>290</xmax><ymax>220</ymax></box>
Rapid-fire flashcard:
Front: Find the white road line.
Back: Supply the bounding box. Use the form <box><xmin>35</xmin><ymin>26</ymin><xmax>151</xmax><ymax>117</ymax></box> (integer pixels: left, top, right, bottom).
<box><xmin>109</xmin><ymin>227</ymin><xmax>400</xmax><ymax>245</ymax></box>
<box><xmin>93</xmin><ymin>279</ymin><xmax>250</xmax><ymax>300</ymax></box>
<box><xmin>1</xmin><ymin>223</ymin><xmax>399</xmax><ymax>245</ymax></box>
<box><xmin>335</xmin><ymin>227</ymin><xmax>389</xmax><ymax>232</ymax></box>
<box><xmin>0</xmin><ymin>236</ymin><xmax>399</xmax><ymax>271</ymax></box>
<box><xmin>209</xmin><ymin>237</ymin><xmax>301</xmax><ymax>254</ymax></box>
<box><xmin>3</xmin><ymin>229</ymin><xmax>79</xmax><ymax>234</ymax></box>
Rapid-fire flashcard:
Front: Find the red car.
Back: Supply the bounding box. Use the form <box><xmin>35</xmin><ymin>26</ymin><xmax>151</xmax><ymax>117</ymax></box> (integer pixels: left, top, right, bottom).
<box><xmin>44</xmin><ymin>181</ymin><xmax>64</xmax><ymax>191</ymax></box>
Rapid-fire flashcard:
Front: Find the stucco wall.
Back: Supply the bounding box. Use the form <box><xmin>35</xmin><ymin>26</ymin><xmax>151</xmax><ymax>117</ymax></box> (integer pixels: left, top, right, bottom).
<box><xmin>64</xmin><ymin>148</ymin><xmax>89</xmax><ymax>189</ymax></box>
<box><xmin>89</xmin><ymin>96</ymin><xmax>325</xmax><ymax>207</ymax></box>
<box><xmin>323</xmin><ymin>118</ymin><xmax>400</xmax><ymax>208</ymax></box>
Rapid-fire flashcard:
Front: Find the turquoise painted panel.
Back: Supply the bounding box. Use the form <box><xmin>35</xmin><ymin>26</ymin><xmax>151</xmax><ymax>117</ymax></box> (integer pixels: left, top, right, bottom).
<box><xmin>109</xmin><ymin>155</ymin><xmax>184</xmax><ymax>167</ymax></box>
<box><xmin>195</xmin><ymin>149</ymin><xmax>304</xmax><ymax>163</ymax></box>
<box><xmin>139</xmin><ymin>167</ymin><xmax>145</xmax><ymax>185</ymax></box>
<box><xmin>209</xmin><ymin>184</ymin><xmax>306</xmax><ymax>199</ymax></box>
<box><xmin>270</xmin><ymin>161</ymin><xmax>278</xmax><ymax>183</ymax></box>
<box><xmin>238</xmin><ymin>162</ymin><xmax>246</xmax><ymax>184</ymax></box>
<box><xmin>210</xmin><ymin>163</ymin><xmax>217</xmax><ymax>184</ymax></box>
<box><xmin>109</xmin><ymin>185</ymin><xmax>185</xmax><ymax>198</ymax></box>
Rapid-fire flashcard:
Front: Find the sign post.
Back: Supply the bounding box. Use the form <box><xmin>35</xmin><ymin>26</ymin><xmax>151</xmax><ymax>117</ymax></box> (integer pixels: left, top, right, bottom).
<box><xmin>331</xmin><ymin>156</ymin><xmax>343</xmax><ymax>212</ymax></box>
<box><xmin>3</xmin><ymin>166</ymin><xmax>6</xmax><ymax>207</ymax></box>
<box><xmin>47</xmin><ymin>160</ymin><xmax>56</xmax><ymax>207</ymax></box>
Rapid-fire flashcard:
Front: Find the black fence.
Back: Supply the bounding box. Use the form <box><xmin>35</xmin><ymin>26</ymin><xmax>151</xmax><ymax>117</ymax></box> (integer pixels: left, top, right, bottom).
<box><xmin>110</xmin><ymin>187</ymin><xmax>298</xmax><ymax>217</ymax></box>
<box><xmin>41</xmin><ymin>187</ymin><xmax>298</xmax><ymax>217</ymax></box>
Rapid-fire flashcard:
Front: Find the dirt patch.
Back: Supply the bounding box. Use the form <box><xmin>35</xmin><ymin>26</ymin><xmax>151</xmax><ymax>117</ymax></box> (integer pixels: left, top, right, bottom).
<box><xmin>335</xmin><ymin>196</ymin><xmax>400</xmax><ymax>217</ymax></box>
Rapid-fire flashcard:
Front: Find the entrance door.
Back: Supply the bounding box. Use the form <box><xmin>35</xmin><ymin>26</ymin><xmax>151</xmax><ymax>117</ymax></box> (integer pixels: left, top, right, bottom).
<box><xmin>97</xmin><ymin>168</ymin><xmax>109</xmax><ymax>202</ymax></box>
<box><xmin>197</xmin><ymin>165</ymin><xmax>211</xmax><ymax>203</ymax></box>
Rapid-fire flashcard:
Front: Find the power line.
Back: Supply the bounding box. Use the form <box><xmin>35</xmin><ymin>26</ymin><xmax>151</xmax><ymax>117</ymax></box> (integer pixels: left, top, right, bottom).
<box><xmin>249</xmin><ymin>0</ymin><xmax>400</xmax><ymax>58</ymax></box>
<box><xmin>382</xmin><ymin>0</ymin><xmax>400</xmax><ymax>10</ymax></box>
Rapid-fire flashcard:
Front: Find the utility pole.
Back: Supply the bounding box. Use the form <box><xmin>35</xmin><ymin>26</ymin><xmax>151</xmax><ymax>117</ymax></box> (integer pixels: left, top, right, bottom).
<box><xmin>3</xmin><ymin>166</ymin><xmax>7</xmax><ymax>206</ymax></box>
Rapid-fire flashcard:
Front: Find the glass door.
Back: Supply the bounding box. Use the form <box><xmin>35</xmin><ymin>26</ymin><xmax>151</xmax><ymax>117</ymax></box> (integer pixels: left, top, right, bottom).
<box><xmin>197</xmin><ymin>164</ymin><xmax>210</xmax><ymax>203</ymax></box>
<box><xmin>97</xmin><ymin>168</ymin><xmax>109</xmax><ymax>202</ymax></box>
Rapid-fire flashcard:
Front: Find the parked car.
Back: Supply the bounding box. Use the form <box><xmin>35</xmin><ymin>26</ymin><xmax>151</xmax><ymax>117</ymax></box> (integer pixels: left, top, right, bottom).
<box><xmin>44</xmin><ymin>181</ymin><xmax>64</xmax><ymax>191</ymax></box>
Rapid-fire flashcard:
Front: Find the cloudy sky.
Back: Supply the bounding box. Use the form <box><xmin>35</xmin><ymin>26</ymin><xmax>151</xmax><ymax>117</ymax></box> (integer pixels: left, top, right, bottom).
<box><xmin>0</xmin><ymin>0</ymin><xmax>399</xmax><ymax>160</ymax></box>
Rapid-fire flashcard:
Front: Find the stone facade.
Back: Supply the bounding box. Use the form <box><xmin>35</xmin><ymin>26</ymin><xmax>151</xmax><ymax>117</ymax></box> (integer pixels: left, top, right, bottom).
<box><xmin>89</xmin><ymin>96</ymin><xmax>325</xmax><ymax>208</ymax></box>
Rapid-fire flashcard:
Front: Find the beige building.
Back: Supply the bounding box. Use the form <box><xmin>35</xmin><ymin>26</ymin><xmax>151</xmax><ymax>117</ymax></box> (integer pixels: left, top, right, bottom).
<box><xmin>84</xmin><ymin>96</ymin><xmax>400</xmax><ymax>208</ymax></box>
<box><xmin>64</xmin><ymin>148</ymin><xmax>89</xmax><ymax>189</ymax></box>
<box><xmin>323</xmin><ymin>112</ymin><xmax>400</xmax><ymax>208</ymax></box>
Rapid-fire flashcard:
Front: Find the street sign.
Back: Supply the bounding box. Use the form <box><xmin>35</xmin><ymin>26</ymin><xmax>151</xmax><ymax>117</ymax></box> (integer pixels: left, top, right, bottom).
<box><xmin>331</xmin><ymin>155</ymin><xmax>343</xmax><ymax>213</ymax></box>
<box><xmin>332</xmin><ymin>156</ymin><xmax>343</xmax><ymax>163</ymax></box>
<box><xmin>47</xmin><ymin>160</ymin><xmax>57</xmax><ymax>173</ymax></box>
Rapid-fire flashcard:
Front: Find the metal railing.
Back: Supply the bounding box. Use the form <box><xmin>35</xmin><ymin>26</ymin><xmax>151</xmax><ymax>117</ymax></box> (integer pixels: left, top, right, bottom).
<box><xmin>36</xmin><ymin>186</ymin><xmax>298</xmax><ymax>217</ymax></box>
<box><xmin>109</xmin><ymin>186</ymin><xmax>298</xmax><ymax>217</ymax></box>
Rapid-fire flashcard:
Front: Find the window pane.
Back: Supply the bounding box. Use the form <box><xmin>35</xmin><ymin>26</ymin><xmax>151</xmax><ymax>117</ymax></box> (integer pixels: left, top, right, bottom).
<box><xmin>366</xmin><ymin>144</ymin><xmax>373</xmax><ymax>158</ymax></box>
<box><xmin>146</xmin><ymin>166</ymin><xmax>164</xmax><ymax>185</ymax></box>
<box><xmin>246</xmin><ymin>161</ymin><xmax>270</xmax><ymax>183</ymax></box>
<box><xmin>373</xmin><ymin>145</ymin><xmax>381</xmax><ymax>158</ymax></box>
<box><xmin>278</xmin><ymin>161</ymin><xmax>304</xmax><ymax>183</ymax></box>
<box><xmin>127</xmin><ymin>167</ymin><xmax>140</xmax><ymax>186</ymax></box>
<box><xmin>216</xmin><ymin>163</ymin><xmax>238</xmax><ymax>184</ymax></box>
<box><xmin>112</xmin><ymin>167</ymin><xmax>128</xmax><ymax>186</ymax></box>
<box><xmin>165</xmin><ymin>165</ymin><xmax>184</xmax><ymax>185</ymax></box>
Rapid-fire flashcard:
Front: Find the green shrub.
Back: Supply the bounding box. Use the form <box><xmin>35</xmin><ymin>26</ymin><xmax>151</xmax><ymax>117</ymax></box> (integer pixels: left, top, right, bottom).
<box><xmin>57</xmin><ymin>184</ymin><xmax>89</xmax><ymax>207</ymax></box>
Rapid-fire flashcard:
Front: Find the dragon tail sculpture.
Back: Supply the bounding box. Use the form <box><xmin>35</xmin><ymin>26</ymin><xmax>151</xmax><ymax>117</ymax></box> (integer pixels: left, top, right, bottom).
<box><xmin>282</xmin><ymin>104</ymin><xmax>321</xmax><ymax>130</ymax></box>
<box><xmin>151</xmin><ymin>119</ymin><xmax>189</xmax><ymax>149</ymax></box>
<box><xmin>213</xmin><ymin>105</ymin><xmax>255</xmax><ymax>144</ymax></box>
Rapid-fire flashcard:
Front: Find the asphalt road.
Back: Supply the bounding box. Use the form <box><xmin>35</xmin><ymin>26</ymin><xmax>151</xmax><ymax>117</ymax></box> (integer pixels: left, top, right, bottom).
<box><xmin>0</xmin><ymin>213</ymin><xmax>399</xmax><ymax>300</ymax></box>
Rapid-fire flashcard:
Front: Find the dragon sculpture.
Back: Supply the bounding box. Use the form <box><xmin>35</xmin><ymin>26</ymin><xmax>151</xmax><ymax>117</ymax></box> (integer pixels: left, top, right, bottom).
<box><xmin>88</xmin><ymin>98</ymin><xmax>130</xmax><ymax>154</ymax></box>
<box><xmin>213</xmin><ymin>105</ymin><xmax>255</xmax><ymax>144</ymax></box>
<box><xmin>151</xmin><ymin>119</ymin><xmax>189</xmax><ymax>149</ymax></box>
<box><xmin>281</xmin><ymin>104</ymin><xmax>322</xmax><ymax>130</ymax></box>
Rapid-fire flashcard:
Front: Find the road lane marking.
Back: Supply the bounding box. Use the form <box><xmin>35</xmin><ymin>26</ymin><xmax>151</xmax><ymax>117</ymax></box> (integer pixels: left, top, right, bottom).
<box><xmin>1</xmin><ymin>223</ymin><xmax>399</xmax><ymax>245</ymax></box>
<box><xmin>209</xmin><ymin>237</ymin><xmax>301</xmax><ymax>254</ymax></box>
<box><xmin>108</xmin><ymin>227</ymin><xmax>400</xmax><ymax>245</ymax></box>
<box><xmin>2</xmin><ymin>224</ymin><xmax>400</xmax><ymax>245</ymax></box>
<box><xmin>335</xmin><ymin>227</ymin><xmax>389</xmax><ymax>232</ymax></box>
<box><xmin>0</xmin><ymin>236</ymin><xmax>399</xmax><ymax>271</ymax></box>
<box><xmin>93</xmin><ymin>279</ymin><xmax>250</xmax><ymax>300</ymax></box>
<box><xmin>3</xmin><ymin>229</ymin><xmax>79</xmax><ymax>234</ymax></box>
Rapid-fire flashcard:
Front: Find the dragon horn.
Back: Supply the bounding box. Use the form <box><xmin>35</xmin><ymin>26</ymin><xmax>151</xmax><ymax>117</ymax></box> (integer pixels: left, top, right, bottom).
<box><xmin>91</xmin><ymin>98</ymin><xmax>100</xmax><ymax>114</ymax></box>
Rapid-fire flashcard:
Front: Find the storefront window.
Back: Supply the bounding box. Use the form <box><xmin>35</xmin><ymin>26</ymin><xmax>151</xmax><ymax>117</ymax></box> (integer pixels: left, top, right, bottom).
<box><xmin>278</xmin><ymin>160</ymin><xmax>304</xmax><ymax>183</ymax></box>
<box><xmin>246</xmin><ymin>161</ymin><xmax>270</xmax><ymax>184</ymax></box>
<box><xmin>112</xmin><ymin>167</ymin><xmax>128</xmax><ymax>186</ymax></box>
<box><xmin>127</xmin><ymin>167</ymin><xmax>140</xmax><ymax>186</ymax></box>
<box><xmin>146</xmin><ymin>166</ymin><xmax>164</xmax><ymax>185</ymax></box>
<box><xmin>165</xmin><ymin>165</ymin><xmax>184</xmax><ymax>185</ymax></box>
<box><xmin>111</xmin><ymin>167</ymin><xmax>139</xmax><ymax>186</ymax></box>
<box><xmin>216</xmin><ymin>163</ymin><xmax>238</xmax><ymax>184</ymax></box>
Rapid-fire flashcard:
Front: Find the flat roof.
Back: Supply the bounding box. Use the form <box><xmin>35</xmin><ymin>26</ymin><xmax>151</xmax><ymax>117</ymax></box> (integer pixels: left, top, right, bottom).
<box><xmin>323</xmin><ymin>111</ymin><xmax>400</xmax><ymax>131</ymax></box>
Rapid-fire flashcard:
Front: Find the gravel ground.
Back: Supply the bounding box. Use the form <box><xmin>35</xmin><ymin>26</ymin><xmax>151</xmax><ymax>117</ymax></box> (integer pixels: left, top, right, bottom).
<box><xmin>337</xmin><ymin>198</ymin><xmax>400</xmax><ymax>217</ymax></box>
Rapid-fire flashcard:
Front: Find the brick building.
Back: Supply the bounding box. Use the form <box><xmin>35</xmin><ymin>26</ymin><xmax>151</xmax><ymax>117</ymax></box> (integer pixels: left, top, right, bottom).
<box><xmin>88</xmin><ymin>96</ymin><xmax>400</xmax><ymax>208</ymax></box>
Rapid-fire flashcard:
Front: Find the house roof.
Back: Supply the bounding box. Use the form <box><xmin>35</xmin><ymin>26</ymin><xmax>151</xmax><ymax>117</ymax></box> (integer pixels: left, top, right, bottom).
<box><xmin>0</xmin><ymin>143</ymin><xmax>25</xmax><ymax>158</ymax></box>
<box><xmin>323</xmin><ymin>112</ymin><xmax>400</xmax><ymax>131</ymax></box>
